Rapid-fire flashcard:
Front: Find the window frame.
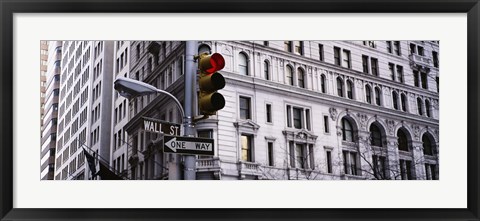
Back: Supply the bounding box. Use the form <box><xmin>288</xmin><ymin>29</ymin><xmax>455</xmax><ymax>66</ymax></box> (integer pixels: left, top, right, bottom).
<box><xmin>238</xmin><ymin>52</ymin><xmax>249</xmax><ymax>76</ymax></box>
<box><xmin>239</xmin><ymin>96</ymin><xmax>252</xmax><ymax>120</ymax></box>
<box><xmin>241</xmin><ymin>134</ymin><xmax>254</xmax><ymax>162</ymax></box>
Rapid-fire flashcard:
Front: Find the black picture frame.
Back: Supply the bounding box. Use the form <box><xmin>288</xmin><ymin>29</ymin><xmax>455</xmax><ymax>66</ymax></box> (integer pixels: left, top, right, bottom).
<box><xmin>1</xmin><ymin>0</ymin><xmax>479</xmax><ymax>220</ymax></box>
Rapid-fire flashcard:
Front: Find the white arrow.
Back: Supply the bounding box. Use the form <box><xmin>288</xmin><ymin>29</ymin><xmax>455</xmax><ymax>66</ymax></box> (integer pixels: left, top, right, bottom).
<box><xmin>164</xmin><ymin>137</ymin><xmax>177</xmax><ymax>152</ymax></box>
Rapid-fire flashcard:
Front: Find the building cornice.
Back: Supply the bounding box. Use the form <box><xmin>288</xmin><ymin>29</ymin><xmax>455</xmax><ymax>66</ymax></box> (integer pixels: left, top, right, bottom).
<box><xmin>218</xmin><ymin>41</ymin><xmax>439</xmax><ymax>99</ymax></box>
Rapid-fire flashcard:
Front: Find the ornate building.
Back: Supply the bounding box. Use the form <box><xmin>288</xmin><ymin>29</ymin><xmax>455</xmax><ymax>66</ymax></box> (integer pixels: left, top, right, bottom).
<box><xmin>123</xmin><ymin>40</ymin><xmax>439</xmax><ymax>180</ymax></box>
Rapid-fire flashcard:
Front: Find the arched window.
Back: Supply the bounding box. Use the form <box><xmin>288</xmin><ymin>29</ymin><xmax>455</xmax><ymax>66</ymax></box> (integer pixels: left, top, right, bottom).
<box><xmin>365</xmin><ymin>85</ymin><xmax>372</xmax><ymax>104</ymax></box>
<box><xmin>198</xmin><ymin>44</ymin><xmax>211</xmax><ymax>55</ymax></box>
<box><xmin>264</xmin><ymin>60</ymin><xmax>270</xmax><ymax>80</ymax></box>
<box><xmin>417</xmin><ymin>98</ymin><xmax>423</xmax><ymax>115</ymax></box>
<box><xmin>286</xmin><ymin>65</ymin><xmax>293</xmax><ymax>86</ymax></box>
<box><xmin>425</xmin><ymin>99</ymin><xmax>431</xmax><ymax>117</ymax></box>
<box><xmin>341</xmin><ymin>118</ymin><xmax>354</xmax><ymax>142</ymax></box>
<box><xmin>346</xmin><ymin>80</ymin><xmax>354</xmax><ymax>99</ymax></box>
<box><xmin>337</xmin><ymin>77</ymin><xmax>344</xmax><ymax>97</ymax></box>
<box><xmin>397</xmin><ymin>129</ymin><xmax>409</xmax><ymax>151</ymax></box>
<box><xmin>370</xmin><ymin>123</ymin><xmax>383</xmax><ymax>147</ymax></box>
<box><xmin>238</xmin><ymin>52</ymin><xmax>248</xmax><ymax>76</ymax></box>
<box><xmin>320</xmin><ymin>74</ymin><xmax>326</xmax><ymax>93</ymax></box>
<box><xmin>401</xmin><ymin>93</ymin><xmax>407</xmax><ymax>112</ymax></box>
<box><xmin>297</xmin><ymin>68</ymin><xmax>305</xmax><ymax>88</ymax></box>
<box><xmin>422</xmin><ymin>134</ymin><xmax>434</xmax><ymax>155</ymax></box>
<box><xmin>392</xmin><ymin>91</ymin><xmax>399</xmax><ymax>110</ymax></box>
<box><xmin>375</xmin><ymin>87</ymin><xmax>381</xmax><ymax>106</ymax></box>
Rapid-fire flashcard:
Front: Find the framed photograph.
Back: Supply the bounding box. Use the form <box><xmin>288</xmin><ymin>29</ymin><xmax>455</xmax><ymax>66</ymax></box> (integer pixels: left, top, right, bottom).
<box><xmin>1</xmin><ymin>0</ymin><xmax>479</xmax><ymax>220</ymax></box>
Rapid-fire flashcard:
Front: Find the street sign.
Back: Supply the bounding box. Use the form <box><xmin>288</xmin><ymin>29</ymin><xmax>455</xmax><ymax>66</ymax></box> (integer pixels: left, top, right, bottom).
<box><xmin>163</xmin><ymin>135</ymin><xmax>214</xmax><ymax>156</ymax></box>
<box><xmin>142</xmin><ymin>117</ymin><xmax>181</xmax><ymax>136</ymax></box>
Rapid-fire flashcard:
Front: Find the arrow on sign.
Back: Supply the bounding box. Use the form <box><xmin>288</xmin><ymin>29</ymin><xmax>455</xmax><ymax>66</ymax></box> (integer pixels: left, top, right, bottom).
<box><xmin>164</xmin><ymin>136</ymin><xmax>214</xmax><ymax>154</ymax></box>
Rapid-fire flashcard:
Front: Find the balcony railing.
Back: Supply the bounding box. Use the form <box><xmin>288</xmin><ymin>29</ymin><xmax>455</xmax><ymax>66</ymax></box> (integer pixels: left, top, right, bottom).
<box><xmin>196</xmin><ymin>157</ymin><xmax>221</xmax><ymax>173</ymax></box>
<box><xmin>238</xmin><ymin>161</ymin><xmax>262</xmax><ymax>178</ymax></box>
<box><xmin>409</xmin><ymin>54</ymin><xmax>431</xmax><ymax>68</ymax></box>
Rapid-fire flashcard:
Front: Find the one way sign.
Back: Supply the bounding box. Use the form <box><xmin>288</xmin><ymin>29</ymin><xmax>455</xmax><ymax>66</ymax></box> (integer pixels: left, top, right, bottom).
<box><xmin>163</xmin><ymin>135</ymin><xmax>214</xmax><ymax>156</ymax></box>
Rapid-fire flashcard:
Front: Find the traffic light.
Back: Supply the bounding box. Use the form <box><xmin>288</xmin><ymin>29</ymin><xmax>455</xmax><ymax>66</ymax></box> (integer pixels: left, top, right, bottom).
<box><xmin>197</xmin><ymin>52</ymin><xmax>226</xmax><ymax>116</ymax></box>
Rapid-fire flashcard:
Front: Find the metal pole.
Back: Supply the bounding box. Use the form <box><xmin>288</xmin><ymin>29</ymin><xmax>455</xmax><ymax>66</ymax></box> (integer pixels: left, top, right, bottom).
<box><xmin>183</xmin><ymin>41</ymin><xmax>197</xmax><ymax>180</ymax></box>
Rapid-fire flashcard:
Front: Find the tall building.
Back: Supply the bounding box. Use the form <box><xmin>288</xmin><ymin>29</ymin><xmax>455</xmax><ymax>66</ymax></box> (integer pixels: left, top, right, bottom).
<box><xmin>123</xmin><ymin>41</ymin><xmax>185</xmax><ymax>180</ymax></box>
<box><xmin>40</xmin><ymin>41</ymin><xmax>61</xmax><ymax>180</ymax></box>
<box><xmin>40</xmin><ymin>41</ymin><xmax>48</xmax><ymax>131</ymax></box>
<box><xmin>123</xmin><ymin>41</ymin><xmax>439</xmax><ymax>180</ymax></box>
<box><xmin>54</xmin><ymin>41</ymin><xmax>115</xmax><ymax>180</ymax></box>
<box><xmin>110</xmin><ymin>41</ymin><xmax>131</xmax><ymax>178</ymax></box>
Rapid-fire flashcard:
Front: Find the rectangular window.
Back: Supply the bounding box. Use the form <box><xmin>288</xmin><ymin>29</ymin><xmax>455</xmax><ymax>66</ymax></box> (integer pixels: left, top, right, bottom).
<box><xmin>326</xmin><ymin>150</ymin><xmax>332</xmax><ymax>173</ymax></box>
<box><xmin>241</xmin><ymin>134</ymin><xmax>253</xmax><ymax>162</ymax></box>
<box><xmin>267</xmin><ymin>142</ymin><xmax>274</xmax><ymax>166</ymax></box>
<box><xmin>334</xmin><ymin>47</ymin><xmax>341</xmax><ymax>66</ymax></box>
<box><xmin>418</xmin><ymin>46</ymin><xmax>424</xmax><ymax>56</ymax></box>
<box><xmin>393</xmin><ymin>41</ymin><xmax>401</xmax><ymax>56</ymax></box>
<box><xmin>342</xmin><ymin>50</ymin><xmax>351</xmax><ymax>68</ymax></box>
<box><xmin>295</xmin><ymin>143</ymin><xmax>305</xmax><ymax>169</ymax></box>
<box><xmin>400</xmin><ymin>159</ymin><xmax>413</xmax><ymax>180</ymax></box>
<box><xmin>286</xmin><ymin>105</ymin><xmax>292</xmax><ymax>127</ymax></box>
<box><xmin>318</xmin><ymin>44</ymin><xmax>324</xmax><ymax>61</ymax></box>
<box><xmin>425</xmin><ymin>164</ymin><xmax>437</xmax><ymax>180</ymax></box>
<box><xmin>371</xmin><ymin>58</ymin><xmax>379</xmax><ymax>76</ymax></box>
<box><xmin>284</xmin><ymin>41</ymin><xmax>292</xmax><ymax>52</ymax></box>
<box><xmin>410</xmin><ymin>43</ymin><xmax>416</xmax><ymax>54</ymax></box>
<box><xmin>343</xmin><ymin>151</ymin><xmax>358</xmax><ymax>175</ymax></box>
<box><xmin>421</xmin><ymin>72</ymin><xmax>428</xmax><ymax>89</ymax></box>
<box><xmin>239</xmin><ymin>96</ymin><xmax>251</xmax><ymax>119</ymax></box>
<box><xmin>386</xmin><ymin>41</ymin><xmax>392</xmax><ymax>53</ymax></box>
<box><xmin>432</xmin><ymin>51</ymin><xmax>439</xmax><ymax>68</ymax></box>
<box><xmin>323</xmin><ymin>115</ymin><xmax>329</xmax><ymax>133</ymax></box>
<box><xmin>294</xmin><ymin>41</ymin><xmax>303</xmax><ymax>55</ymax></box>
<box><xmin>389</xmin><ymin>63</ymin><xmax>395</xmax><ymax>81</ymax></box>
<box><xmin>396</xmin><ymin>65</ymin><xmax>404</xmax><ymax>83</ymax></box>
<box><xmin>136</xmin><ymin>44</ymin><xmax>140</xmax><ymax>60</ymax></box>
<box><xmin>363</xmin><ymin>41</ymin><xmax>376</xmax><ymax>48</ymax></box>
<box><xmin>413</xmin><ymin>71</ymin><xmax>420</xmax><ymax>87</ymax></box>
<box><xmin>266</xmin><ymin>104</ymin><xmax>272</xmax><ymax>123</ymax></box>
<box><xmin>362</xmin><ymin>55</ymin><xmax>369</xmax><ymax>73</ymax></box>
<box><xmin>197</xmin><ymin>129</ymin><xmax>213</xmax><ymax>138</ymax></box>
<box><xmin>292</xmin><ymin>107</ymin><xmax>303</xmax><ymax>129</ymax></box>
<box><xmin>372</xmin><ymin>155</ymin><xmax>387</xmax><ymax>179</ymax></box>
<box><xmin>305</xmin><ymin>109</ymin><xmax>311</xmax><ymax>130</ymax></box>
<box><xmin>263</xmin><ymin>41</ymin><xmax>269</xmax><ymax>46</ymax></box>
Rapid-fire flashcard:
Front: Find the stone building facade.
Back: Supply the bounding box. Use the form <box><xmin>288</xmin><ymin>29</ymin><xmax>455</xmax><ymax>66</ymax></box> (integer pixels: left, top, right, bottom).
<box><xmin>123</xmin><ymin>40</ymin><xmax>439</xmax><ymax>180</ymax></box>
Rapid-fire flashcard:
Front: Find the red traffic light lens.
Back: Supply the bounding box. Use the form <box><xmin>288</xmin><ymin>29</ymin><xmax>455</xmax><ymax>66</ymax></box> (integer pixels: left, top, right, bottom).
<box><xmin>205</xmin><ymin>53</ymin><xmax>225</xmax><ymax>74</ymax></box>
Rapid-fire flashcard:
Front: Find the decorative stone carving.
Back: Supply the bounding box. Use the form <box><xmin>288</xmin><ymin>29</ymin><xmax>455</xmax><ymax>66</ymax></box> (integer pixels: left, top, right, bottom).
<box><xmin>387</xmin><ymin>140</ymin><xmax>398</xmax><ymax>146</ymax></box>
<box><xmin>336</xmin><ymin>126</ymin><xmax>342</xmax><ymax>137</ymax></box>
<box><xmin>329</xmin><ymin>108</ymin><xmax>338</xmax><ymax>121</ymax></box>
<box><xmin>412</xmin><ymin>124</ymin><xmax>420</xmax><ymax>140</ymax></box>
<box><xmin>234</xmin><ymin>120</ymin><xmax>260</xmax><ymax>134</ymax></box>
<box><xmin>355</xmin><ymin>79</ymin><xmax>363</xmax><ymax>87</ymax></box>
<box><xmin>283</xmin><ymin>129</ymin><xmax>318</xmax><ymax>143</ymax></box>
<box><xmin>357</xmin><ymin>113</ymin><xmax>368</xmax><ymax>130</ymax></box>
<box><xmin>386</xmin><ymin>119</ymin><xmax>395</xmax><ymax>135</ymax></box>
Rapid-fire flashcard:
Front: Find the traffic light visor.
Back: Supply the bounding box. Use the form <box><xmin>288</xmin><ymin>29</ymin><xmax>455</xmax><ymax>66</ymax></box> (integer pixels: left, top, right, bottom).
<box><xmin>200</xmin><ymin>53</ymin><xmax>225</xmax><ymax>74</ymax></box>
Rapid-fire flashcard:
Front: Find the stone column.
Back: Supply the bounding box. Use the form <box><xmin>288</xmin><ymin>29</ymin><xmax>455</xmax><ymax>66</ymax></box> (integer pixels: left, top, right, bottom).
<box><xmin>411</xmin><ymin>140</ymin><xmax>426</xmax><ymax>180</ymax></box>
<box><xmin>357</xmin><ymin>130</ymin><xmax>374</xmax><ymax>179</ymax></box>
<box><xmin>385</xmin><ymin>135</ymin><xmax>401</xmax><ymax>180</ymax></box>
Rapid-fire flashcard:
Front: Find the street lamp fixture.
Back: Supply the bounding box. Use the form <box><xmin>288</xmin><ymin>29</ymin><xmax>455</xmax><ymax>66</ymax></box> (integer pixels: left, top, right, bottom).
<box><xmin>114</xmin><ymin>77</ymin><xmax>185</xmax><ymax>121</ymax></box>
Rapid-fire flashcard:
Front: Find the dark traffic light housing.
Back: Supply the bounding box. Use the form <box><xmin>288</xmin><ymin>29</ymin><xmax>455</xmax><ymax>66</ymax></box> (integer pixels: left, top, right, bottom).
<box><xmin>197</xmin><ymin>52</ymin><xmax>226</xmax><ymax>116</ymax></box>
